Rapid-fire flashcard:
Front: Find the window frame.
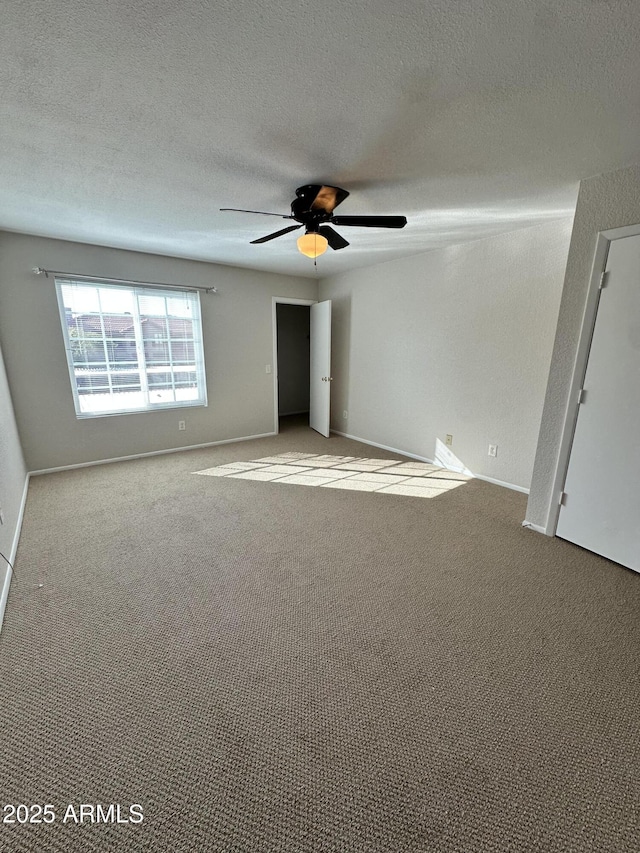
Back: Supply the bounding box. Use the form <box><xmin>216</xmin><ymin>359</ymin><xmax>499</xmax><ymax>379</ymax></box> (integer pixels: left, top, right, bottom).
<box><xmin>55</xmin><ymin>278</ymin><xmax>208</xmax><ymax>419</ymax></box>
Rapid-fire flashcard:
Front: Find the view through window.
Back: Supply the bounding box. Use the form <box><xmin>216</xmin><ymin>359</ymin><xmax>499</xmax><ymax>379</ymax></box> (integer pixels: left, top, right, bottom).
<box><xmin>55</xmin><ymin>279</ymin><xmax>207</xmax><ymax>418</ymax></box>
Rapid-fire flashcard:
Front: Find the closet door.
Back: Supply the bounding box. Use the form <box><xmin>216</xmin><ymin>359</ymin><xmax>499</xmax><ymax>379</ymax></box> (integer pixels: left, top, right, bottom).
<box><xmin>309</xmin><ymin>300</ymin><xmax>332</xmax><ymax>437</ymax></box>
<box><xmin>556</xmin><ymin>233</ymin><xmax>640</xmax><ymax>573</ymax></box>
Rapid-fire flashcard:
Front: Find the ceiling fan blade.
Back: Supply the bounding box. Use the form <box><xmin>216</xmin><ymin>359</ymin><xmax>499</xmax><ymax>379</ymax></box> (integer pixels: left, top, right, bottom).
<box><xmin>331</xmin><ymin>215</ymin><xmax>407</xmax><ymax>228</ymax></box>
<box><xmin>250</xmin><ymin>224</ymin><xmax>302</xmax><ymax>244</ymax></box>
<box><xmin>221</xmin><ymin>208</ymin><xmax>294</xmax><ymax>219</ymax></box>
<box><xmin>318</xmin><ymin>225</ymin><xmax>349</xmax><ymax>250</ymax></box>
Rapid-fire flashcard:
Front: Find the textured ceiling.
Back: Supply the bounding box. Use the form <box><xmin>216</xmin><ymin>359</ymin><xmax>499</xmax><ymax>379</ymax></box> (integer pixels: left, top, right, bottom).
<box><xmin>2</xmin><ymin>0</ymin><xmax>640</xmax><ymax>278</ymax></box>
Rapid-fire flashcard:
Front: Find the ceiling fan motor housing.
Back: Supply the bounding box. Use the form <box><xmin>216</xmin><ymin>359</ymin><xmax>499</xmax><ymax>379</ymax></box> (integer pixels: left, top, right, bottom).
<box><xmin>291</xmin><ymin>185</ymin><xmax>349</xmax><ymax>230</ymax></box>
<box><xmin>291</xmin><ymin>198</ymin><xmax>328</xmax><ymax>229</ymax></box>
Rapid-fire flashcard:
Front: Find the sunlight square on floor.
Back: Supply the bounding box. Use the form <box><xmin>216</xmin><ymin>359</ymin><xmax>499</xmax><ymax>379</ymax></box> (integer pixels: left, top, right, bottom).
<box><xmin>194</xmin><ymin>453</ymin><xmax>470</xmax><ymax>498</ymax></box>
<box><xmin>229</xmin><ymin>470</ymin><xmax>287</xmax><ymax>481</ymax></box>
<box><xmin>275</xmin><ymin>474</ymin><xmax>338</xmax><ymax>487</ymax></box>
<box><xmin>341</xmin><ymin>472</ymin><xmax>411</xmax><ymax>485</ymax></box>
<box><xmin>259</xmin><ymin>464</ymin><xmax>312</xmax><ymax>475</ymax></box>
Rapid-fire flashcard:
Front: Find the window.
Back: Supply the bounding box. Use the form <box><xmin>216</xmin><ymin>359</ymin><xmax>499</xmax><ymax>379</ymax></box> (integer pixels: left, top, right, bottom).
<box><xmin>55</xmin><ymin>279</ymin><xmax>207</xmax><ymax>418</ymax></box>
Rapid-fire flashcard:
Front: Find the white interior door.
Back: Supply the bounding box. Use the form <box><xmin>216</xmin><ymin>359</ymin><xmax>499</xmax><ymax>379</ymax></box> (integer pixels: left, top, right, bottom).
<box><xmin>309</xmin><ymin>300</ymin><xmax>332</xmax><ymax>437</ymax></box>
<box><xmin>556</xmin><ymin>233</ymin><xmax>640</xmax><ymax>573</ymax></box>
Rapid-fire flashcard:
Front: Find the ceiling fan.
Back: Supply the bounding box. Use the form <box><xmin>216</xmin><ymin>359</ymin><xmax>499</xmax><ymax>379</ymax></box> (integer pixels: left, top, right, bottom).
<box><xmin>221</xmin><ymin>184</ymin><xmax>407</xmax><ymax>258</ymax></box>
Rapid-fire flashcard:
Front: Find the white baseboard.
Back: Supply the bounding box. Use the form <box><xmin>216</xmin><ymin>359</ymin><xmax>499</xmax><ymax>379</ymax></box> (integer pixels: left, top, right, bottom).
<box><xmin>0</xmin><ymin>565</ymin><xmax>12</xmax><ymax>634</ymax></box>
<box><xmin>331</xmin><ymin>430</ymin><xmax>436</xmax><ymax>464</ymax></box>
<box><xmin>331</xmin><ymin>430</ymin><xmax>529</xmax><ymax>494</ymax></box>
<box><xmin>0</xmin><ymin>473</ymin><xmax>30</xmax><ymax>633</ymax></box>
<box><xmin>29</xmin><ymin>431</ymin><xmax>278</xmax><ymax>476</ymax></box>
<box><xmin>474</xmin><ymin>473</ymin><xmax>529</xmax><ymax>495</ymax></box>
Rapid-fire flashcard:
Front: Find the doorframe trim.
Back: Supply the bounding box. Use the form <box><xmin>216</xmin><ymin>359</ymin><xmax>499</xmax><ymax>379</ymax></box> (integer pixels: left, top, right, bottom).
<box><xmin>544</xmin><ymin>222</ymin><xmax>640</xmax><ymax>536</ymax></box>
<box><xmin>272</xmin><ymin>297</ymin><xmax>317</xmax><ymax>435</ymax></box>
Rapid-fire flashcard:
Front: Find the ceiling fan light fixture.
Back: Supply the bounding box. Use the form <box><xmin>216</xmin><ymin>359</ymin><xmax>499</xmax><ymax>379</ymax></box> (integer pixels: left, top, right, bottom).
<box><xmin>297</xmin><ymin>231</ymin><xmax>328</xmax><ymax>258</ymax></box>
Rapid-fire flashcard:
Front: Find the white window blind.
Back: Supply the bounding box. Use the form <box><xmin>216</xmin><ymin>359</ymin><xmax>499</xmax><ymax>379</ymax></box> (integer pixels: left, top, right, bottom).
<box><xmin>55</xmin><ymin>279</ymin><xmax>207</xmax><ymax>418</ymax></box>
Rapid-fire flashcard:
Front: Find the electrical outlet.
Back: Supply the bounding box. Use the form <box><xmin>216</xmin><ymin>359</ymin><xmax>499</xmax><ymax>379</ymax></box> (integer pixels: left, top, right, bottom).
<box><xmin>445</xmin><ymin>434</ymin><xmax>453</xmax><ymax>446</ymax></box>
<box><xmin>178</xmin><ymin>420</ymin><xmax>186</xmax><ymax>431</ymax></box>
<box><xmin>265</xmin><ymin>364</ymin><xmax>272</xmax><ymax>374</ymax></box>
<box><xmin>343</xmin><ymin>410</ymin><xmax>348</xmax><ymax>419</ymax></box>
<box><xmin>488</xmin><ymin>444</ymin><xmax>498</xmax><ymax>457</ymax></box>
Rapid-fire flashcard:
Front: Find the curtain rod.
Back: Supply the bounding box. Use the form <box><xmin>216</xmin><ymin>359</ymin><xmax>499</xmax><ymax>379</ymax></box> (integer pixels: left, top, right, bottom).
<box><xmin>33</xmin><ymin>267</ymin><xmax>218</xmax><ymax>294</ymax></box>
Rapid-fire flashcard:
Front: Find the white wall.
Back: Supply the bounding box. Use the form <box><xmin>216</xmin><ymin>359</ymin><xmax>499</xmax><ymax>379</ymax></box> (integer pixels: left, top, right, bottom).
<box><xmin>276</xmin><ymin>304</ymin><xmax>310</xmax><ymax>415</ymax></box>
<box><xmin>527</xmin><ymin>162</ymin><xmax>640</xmax><ymax>529</ymax></box>
<box><xmin>0</xmin><ymin>336</ymin><xmax>28</xmax><ymax>627</ymax></box>
<box><xmin>0</xmin><ymin>232</ymin><xmax>316</xmax><ymax>471</ymax></box>
<box><xmin>320</xmin><ymin>218</ymin><xmax>573</xmax><ymax>491</ymax></box>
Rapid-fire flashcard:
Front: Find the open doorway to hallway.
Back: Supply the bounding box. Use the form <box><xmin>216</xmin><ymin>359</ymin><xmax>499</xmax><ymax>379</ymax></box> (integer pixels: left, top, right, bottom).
<box><xmin>275</xmin><ymin>302</ymin><xmax>311</xmax><ymax>431</ymax></box>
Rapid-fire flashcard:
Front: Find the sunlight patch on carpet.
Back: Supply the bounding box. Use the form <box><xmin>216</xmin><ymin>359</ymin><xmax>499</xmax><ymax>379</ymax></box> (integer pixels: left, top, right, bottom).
<box><xmin>195</xmin><ymin>454</ymin><xmax>471</xmax><ymax>498</ymax></box>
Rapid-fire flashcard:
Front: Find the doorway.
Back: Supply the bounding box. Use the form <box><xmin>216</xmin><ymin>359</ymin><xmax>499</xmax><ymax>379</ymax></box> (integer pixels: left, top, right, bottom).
<box><xmin>275</xmin><ymin>302</ymin><xmax>311</xmax><ymax>430</ymax></box>
<box><xmin>272</xmin><ymin>297</ymin><xmax>333</xmax><ymax>437</ymax></box>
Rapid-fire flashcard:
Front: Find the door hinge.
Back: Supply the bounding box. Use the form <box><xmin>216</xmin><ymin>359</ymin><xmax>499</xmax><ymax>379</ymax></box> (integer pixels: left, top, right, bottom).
<box><xmin>578</xmin><ymin>388</ymin><xmax>587</xmax><ymax>405</ymax></box>
<box><xmin>599</xmin><ymin>270</ymin><xmax>610</xmax><ymax>289</ymax></box>
<box><xmin>559</xmin><ymin>491</ymin><xmax>568</xmax><ymax>506</ymax></box>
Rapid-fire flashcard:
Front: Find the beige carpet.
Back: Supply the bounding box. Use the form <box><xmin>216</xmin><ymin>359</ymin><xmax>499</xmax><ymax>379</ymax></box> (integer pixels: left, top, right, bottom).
<box><xmin>1</xmin><ymin>421</ymin><xmax>638</xmax><ymax>852</ymax></box>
